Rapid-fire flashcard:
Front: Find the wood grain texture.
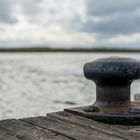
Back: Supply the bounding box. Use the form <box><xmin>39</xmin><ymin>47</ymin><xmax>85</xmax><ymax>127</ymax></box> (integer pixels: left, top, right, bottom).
<box><xmin>0</xmin><ymin>130</ymin><xmax>19</xmax><ymax>140</ymax></box>
<box><xmin>49</xmin><ymin>111</ymin><xmax>140</xmax><ymax>140</ymax></box>
<box><xmin>0</xmin><ymin>119</ymin><xmax>70</xmax><ymax>140</ymax></box>
<box><xmin>0</xmin><ymin>111</ymin><xmax>139</xmax><ymax>140</ymax></box>
<box><xmin>21</xmin><ymin>115</ymin><xmax>124</xmax><ymax>140</ymax></box>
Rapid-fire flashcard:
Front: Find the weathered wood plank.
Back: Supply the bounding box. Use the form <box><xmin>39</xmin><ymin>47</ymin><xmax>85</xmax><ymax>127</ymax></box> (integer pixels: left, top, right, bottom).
<box><xmin>21</xmin><ymin>115</ymin><xmax>124</xmax><ymax>140</ymax></box>
<box><xmin>0</xmin><ymin>111</ymin><xmax>139</xmax><ymax>140</ymax></box>
<box><xmin>0</xmin><ymin>119</ymin><xmax>71</xmax><ymax>140</ymax></box>
<box><xmin>0</xmin><ymin>130</ymin><xmax>19</xmax><ymax>140</ymax></box>
<box><xmin>49</xmin><ymin>111</ymin><xmax>140</xmax><ymax>140</ymax></box>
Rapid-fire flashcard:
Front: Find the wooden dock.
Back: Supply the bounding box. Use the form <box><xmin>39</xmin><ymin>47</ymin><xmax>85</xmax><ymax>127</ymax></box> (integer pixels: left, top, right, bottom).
<box><xmin>0</xmin><ymin>111</ymin><xmax>139</xmax><ymax>140</ymax></box>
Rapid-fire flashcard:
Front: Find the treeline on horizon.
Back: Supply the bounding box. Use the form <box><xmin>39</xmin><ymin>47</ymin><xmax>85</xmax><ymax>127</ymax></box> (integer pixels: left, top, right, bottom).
<box><xmin>0</xmin><ymin>47</ymin><xmax>139</xmax><ymax>52</ymax></box>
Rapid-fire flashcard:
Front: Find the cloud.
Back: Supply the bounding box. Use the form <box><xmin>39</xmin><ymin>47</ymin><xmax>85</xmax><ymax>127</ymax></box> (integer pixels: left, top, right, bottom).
<box><xmin>77</xmin><ymin>0</ymin><xmax>140</xmax><ymax>36</ymax></box>
<box><xmin>87</xmin><ymin>0</ymin><xmax>140</xmax><ymax>16</ymax></box>
<box><xmin>79</xmin><ymin>13</ymin><xmax>140</xmax><ymax>35</ymax></box>
<box><xmin>0</xmin><ymin>0</ymin><xmax>140</xmax><ymax>47</ymax></box>
<box><xmin>0</xmin><ymin>0</ymin><xmax>17</xmax><ymax>23</ymax></box>
<box><xmin>19</xmin><ymin>0</ymin><xmax>85</xmax><ymax>26</ymax></box>
<box><xmin>0</xmin><ymin>0</ymin><xmax>88</xmax><ymax>47</ymax></box>
<box><xmin>20</xmin><ymin>0</ymin><xmax>43</xmax><ymax>18</ymax></box>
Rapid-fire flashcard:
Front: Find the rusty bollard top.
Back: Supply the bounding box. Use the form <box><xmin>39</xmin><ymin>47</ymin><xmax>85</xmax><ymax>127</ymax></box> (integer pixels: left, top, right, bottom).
<box><xmin>65</xmin><ymin>57</ymin><xmax>140</xmax><ymax>124</ymax></box>
<box><xmin>84</xmin><ymin>57</ymin><xmax>140</xmax><ymax>82</ymax></box>
<box><xmin>84</xmin><ymin>57</ymin><xmax>140</xmax><ymax>107</ymax></box>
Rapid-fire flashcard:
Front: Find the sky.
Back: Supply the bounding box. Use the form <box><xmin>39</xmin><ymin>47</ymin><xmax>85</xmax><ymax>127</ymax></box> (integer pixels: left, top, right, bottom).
<box><xmin>0</xmin><ymin>0</ymin><xmax>140</xmax><ymax>48</ymax></box>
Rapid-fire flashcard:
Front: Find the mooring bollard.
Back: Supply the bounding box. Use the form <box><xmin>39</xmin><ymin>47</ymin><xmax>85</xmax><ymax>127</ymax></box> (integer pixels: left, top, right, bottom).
<box><xmin>65</xmin><ymin>57</ymin><xmax>140</xmax><ymax>124</ymax></box>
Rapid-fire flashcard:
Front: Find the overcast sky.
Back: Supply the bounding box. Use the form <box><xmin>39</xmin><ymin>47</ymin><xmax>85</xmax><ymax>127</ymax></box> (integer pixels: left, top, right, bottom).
<box><xmin>0</xmin><ymin>0</ymin><xmax>140</xmax><ymax>48</ymax></box>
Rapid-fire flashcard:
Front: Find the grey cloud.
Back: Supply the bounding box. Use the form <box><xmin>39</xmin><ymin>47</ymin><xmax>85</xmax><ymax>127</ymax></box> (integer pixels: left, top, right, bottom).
<box><xmin>19</xmin><ymin>0</ymin><xmax>63</xmax><ymax>24</ymax></box>
<box><xmin>87</xmin><ymin>0</ymin><xmax>140</xmax><ymax>16</ymax></box>
<box><xmin>80</xmin><ymin>13</ymin><xmax>140</xmax><ymax>35</ymax></box>
<box><xmin>0</xmin><ymin>0</ymin><xmax>17</xmax><ymax>23</ymax></box>
<box><xmin>72</xmin><ymin>0</ymin><xmax>140</xmax><ymax>36</ymax></box>
<box><xmin>17</xmin><ymin>0</ymin><xmax>140</xmax><ymax>36</ymax></box>
<box><xmin>21</xmin><ymin>0</ymin><xmax>42</xmax><ymax>16</ymax></box>
<box><xmin>0</xmin><ymin>0</ymin><xmax>42</xmax><ymax>24</ymax></box>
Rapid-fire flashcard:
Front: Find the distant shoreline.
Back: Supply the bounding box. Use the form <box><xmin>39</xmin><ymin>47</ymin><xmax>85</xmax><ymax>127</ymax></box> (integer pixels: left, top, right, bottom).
<box><xmin>0</xmin><ymin>47</ymin><xmax>139</xmax><ymax>52</ymax></box>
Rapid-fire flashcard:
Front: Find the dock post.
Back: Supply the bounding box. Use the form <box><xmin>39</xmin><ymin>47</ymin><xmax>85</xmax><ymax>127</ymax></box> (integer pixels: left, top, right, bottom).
<box><xmin>65</xmin><ymin>57</ymin><xmax>140</xmax><ymax>124</ymax></box>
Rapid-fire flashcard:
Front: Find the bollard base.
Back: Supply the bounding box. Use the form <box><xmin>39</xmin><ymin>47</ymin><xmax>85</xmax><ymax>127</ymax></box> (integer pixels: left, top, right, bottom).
<box><xmin>65</xmin><ymin>102</ymin><xmax>140</xmax><ymax>125</ymax></box>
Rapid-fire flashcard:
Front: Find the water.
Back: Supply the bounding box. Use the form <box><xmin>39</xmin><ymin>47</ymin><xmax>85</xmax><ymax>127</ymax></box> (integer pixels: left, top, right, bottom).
<box><xmin>0</xmin><ymin>52</ymin><xmax>140</xmax><ymax>120</ymax></box>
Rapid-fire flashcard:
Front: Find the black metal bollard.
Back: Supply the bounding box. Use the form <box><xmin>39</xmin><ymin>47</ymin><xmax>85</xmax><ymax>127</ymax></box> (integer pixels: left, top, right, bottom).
<box><xmin>65</xmin><ymin>57</ymin><xmax>140</xmax><ymax>124</ymax></box>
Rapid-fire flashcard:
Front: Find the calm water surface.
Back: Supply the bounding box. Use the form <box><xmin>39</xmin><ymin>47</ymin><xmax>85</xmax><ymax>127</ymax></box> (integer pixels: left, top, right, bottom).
<box><xmin>0</xmin><ymin>52</ymin><xmax>140</xmax><ymax>119</ymax></box>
